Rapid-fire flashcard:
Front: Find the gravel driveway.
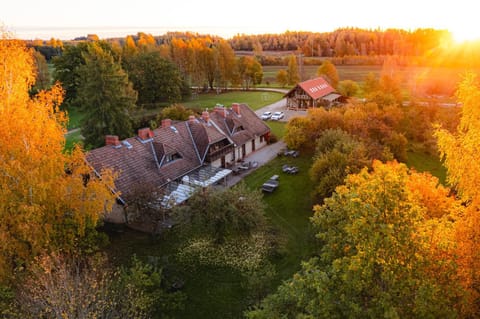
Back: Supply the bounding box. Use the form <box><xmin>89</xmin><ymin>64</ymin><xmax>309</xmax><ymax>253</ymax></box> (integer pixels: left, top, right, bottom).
<box><xmin>255</xmin><ymin>97</ymin><xmax>308</xmax><ymax>122</ymax></box>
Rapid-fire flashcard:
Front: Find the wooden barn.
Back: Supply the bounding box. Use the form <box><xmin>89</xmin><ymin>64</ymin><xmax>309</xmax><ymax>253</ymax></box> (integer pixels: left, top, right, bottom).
<box><xmin>285</xmin><ymin>77</ymin><xmax>345</xmax><ymax>110</ymax></box>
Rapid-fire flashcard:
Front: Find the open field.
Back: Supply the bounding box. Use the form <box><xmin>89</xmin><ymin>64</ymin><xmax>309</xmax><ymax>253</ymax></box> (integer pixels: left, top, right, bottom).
<box><xmin>263</xmin><ymin>64</ymin><xmax>477</xmax><ymax>101</ymax></box>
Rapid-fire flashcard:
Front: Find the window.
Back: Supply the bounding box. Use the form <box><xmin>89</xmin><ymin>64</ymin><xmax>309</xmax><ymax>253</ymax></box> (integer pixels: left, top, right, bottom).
<box><xmin>165</xmin><ymin>152</ymin><xmax>182</xmax><ymax>163</ymax></box>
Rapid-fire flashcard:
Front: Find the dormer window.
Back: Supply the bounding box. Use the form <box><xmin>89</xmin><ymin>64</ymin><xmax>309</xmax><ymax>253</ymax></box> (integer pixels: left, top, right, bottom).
<box><xmin>233</xmin><ymin>125</ymin><xmax>244</xmax><ymax>134</ymax></box>
<box><xmin>165</xmin><ymin>152</ymin><xmax>182</xmax><ymax>163</ymax></box>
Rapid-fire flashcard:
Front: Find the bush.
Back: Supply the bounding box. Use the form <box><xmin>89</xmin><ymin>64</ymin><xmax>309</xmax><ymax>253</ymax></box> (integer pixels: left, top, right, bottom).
<box><xmin>268</xmin><ymin>133</ymin><xmax>278</xmax><ymax>144</ymax></box>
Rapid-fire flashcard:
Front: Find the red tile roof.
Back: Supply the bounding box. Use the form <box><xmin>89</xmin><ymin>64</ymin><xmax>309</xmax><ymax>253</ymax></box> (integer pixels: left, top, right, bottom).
<box><xmin>86</xmin><ymin>104</ymin><xmax>270</xmax><ymax>202</ymax></box>
<box><xmin>291</xmin><ymin>77</ymin><xmax>336</xmax><ymax>100</ymax></box>
<box><xmin>86</xmin><ymin>122</ymin><xmax>201</xmax><ymax>201</ymax></box>
<box><xmin>210</xmin><ymin>103</ymin><xmax>270</xmax><ymax>146</ymax></box>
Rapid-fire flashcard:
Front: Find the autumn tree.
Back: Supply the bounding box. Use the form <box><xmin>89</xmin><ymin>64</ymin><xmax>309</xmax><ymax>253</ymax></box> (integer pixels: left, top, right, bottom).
<box><xmin>337</xmin><ymin>79</ymin><xmax>359</xmax><ymax>97</ymax></box>
<box><xmin>363</xmin><ymin>71</ymin><xmax>380</xmax><ymax>94</ymax></box>
<box><xmin>17</xmin><ymin>253</ymin><xmax>184</xmax><ymax>318</ymax></box>
<box><xmin>284</xmin><ymin>107</ymin><xmax>344</xmax><ymax>151</ymax></box>
<box><xmin>237</xmin><ymin>56</ymin><xmax>263</xmax><ymax>90</ymax></box>
<box><xmin>309</xmin><ymin>129</ymin><xmax>370</xmax><ymax>202</ymax></box>
<box><xmin>286</xmin><ymin>54</ymin><xmax>300</xmax><ymax>85</ymax></box>
<box><xmin>275</xmin><ymin>69</ymin><xmax>288</xmax><ymax>87</ymax></box>
<box><xmin>136</xmin><ymin>32</ymin><xmax>156</xmax><ymax>50</ymax></box>
<box><xmin>0</xmin><ymin>35</ymin><xmax>116</xmax><ymax>282</ymax></box>
<box><xmin>32</xmin><ymin>50</ymin><xmax>50</xmax><ymax>92</ymax></box>
<box><xmin>435</xmin><ymin>72</ymin><xmax>480</xmax><ymax>316</ymax></box>
<box><xmin>123</xmin><ymin>35</ymin><xmax>138</xmax><ymax>58</ymax></box>
<box><xmin>76</xmin><ymin>42</ymin><xmax>137</xmax><ymax>148</ymax></box>
<box><xmin>362</xmin><ymin>58</ymin><xmax>403</xmax><ymax>106</ymax></box>
<box><xmin>156</xmin><ymin>104</ymin><xmax>194</xmax><ymax>122</ymax></box>
<box><xmin>174</xmin><ymin>183</ymin><xmax>266</xmax><ymax>244</ymax></box>
<box><xmin>316</xmin><ymin>60</ymin><xmax>339</xmax><ymax>88</ymax></box>
<box><xmin>247</xmin><ymin>161</ymin><xmax>463</xmax><ymax>318</ymax></box>
<box><xmin>214</xmin><ymin>39</ymin><xmax>236</xmax><ymax>89</ymax></box>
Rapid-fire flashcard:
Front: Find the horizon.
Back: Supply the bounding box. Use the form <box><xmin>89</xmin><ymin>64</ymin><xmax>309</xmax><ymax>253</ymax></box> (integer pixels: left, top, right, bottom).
<box><xmin>3</xmin><ymin>0</ymin><xmax>479</xmax><ymax>42</ymax></box>
<box><xmin>5</xmin><ymin>25</ymin><xmax>452</xmax><ymax>42</ymax></box>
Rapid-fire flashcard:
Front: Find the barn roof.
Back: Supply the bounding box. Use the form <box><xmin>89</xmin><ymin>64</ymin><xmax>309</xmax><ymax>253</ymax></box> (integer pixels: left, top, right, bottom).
<box><xmin>287</xmin><ymin>77</ymin><xmax>336</xmax><ymax>100</ymax></box>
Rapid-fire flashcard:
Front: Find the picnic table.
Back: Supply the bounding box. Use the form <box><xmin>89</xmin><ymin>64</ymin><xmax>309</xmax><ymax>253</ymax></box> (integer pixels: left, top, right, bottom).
<box><xmin>282</xmin><ymin>164</ymin><xmax>299</xmax><ymax>174</ymax></box>
<box><xmin>262</xmin><ymin>175</ymin><xmax>279</xmax><ymax>193</ymax></box>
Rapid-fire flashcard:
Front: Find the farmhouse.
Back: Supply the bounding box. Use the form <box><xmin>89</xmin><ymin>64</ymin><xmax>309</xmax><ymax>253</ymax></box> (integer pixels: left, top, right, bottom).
<box><xmin>86</xmin><ymin>103</ymin><xmax>270</xmax><ymax>223</ymax></box>
<box><xmin>285</xmin><ymin>77</ymin><xmax>345</xmax><ymax>110</ymax></box>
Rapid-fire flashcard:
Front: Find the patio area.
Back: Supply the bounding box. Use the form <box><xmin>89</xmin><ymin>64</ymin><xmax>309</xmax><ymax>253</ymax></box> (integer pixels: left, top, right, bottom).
<box><xmin>161</xmin><ymin>166</ymin><xmax>233</xmax><ymax>208</ymax></box>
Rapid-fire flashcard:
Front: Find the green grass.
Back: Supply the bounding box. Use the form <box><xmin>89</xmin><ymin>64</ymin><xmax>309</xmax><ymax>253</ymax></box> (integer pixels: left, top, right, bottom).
<box><xmin>406</xmin><ymin>150</ymin><xmax>447</xmax><ymax>185</ymax></box>
<box><xmin>104</xmin><ymin>151</ymin><xmax>316</xmax><ymax>319</ymax></box>
<box><xmin>182</xmin><ymin>91</ymin><xmax>284</xmax><ymax>111</ymax></box>
<box><xmin>105</xmin><ymin>227</ymin><xmax>251</xmax><ymax>319</ymax></box>
<box><xmin>65</xmin><ymin>107</ymin><xmax>84</xmax><ymax>130</ymax></box>
<box><xmin>64</xmin><ymin>130</ymin><xmax>83</xmax><ymax>151</ymax></box>
<box><xmin>243</xmin><ymin>154</ymin><xmax>316</xmax><ymax>279</ymax></box>
<box><xmin>130</xmin><ymin>91</ymin><xmax>285</xmax><ymax>123</ymax></box>
<box><xmin>266</xmin><ymin>121</ymin><xmax>286</xmax><ymax>139</ymax></box>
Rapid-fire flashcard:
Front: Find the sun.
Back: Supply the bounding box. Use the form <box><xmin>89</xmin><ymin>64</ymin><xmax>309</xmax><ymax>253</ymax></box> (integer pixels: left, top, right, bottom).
<box><xmin>451</xmin><ymin>27</ymin><xmax>480</xmax><ymax>43</ymax></box>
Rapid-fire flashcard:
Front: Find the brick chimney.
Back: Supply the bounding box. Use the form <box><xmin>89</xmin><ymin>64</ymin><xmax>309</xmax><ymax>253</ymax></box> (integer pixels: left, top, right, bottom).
<box><xmin>138</xmin><ymin>127</ymin><xmax>153</xmax><ymax>140</ymax></box>
<box><xmin>161</xmin><ymin>118</ymin><xmax>172</xmax><ymax>128</ymax></box>
<box><xmin>188</xmin><ymin>115</ymin><xmax>196</xmax><ymax>123</ymax></box>
<box><xmin>105</xmin><ymin>135</ymin><xmax>120</xmax><ymax>147</ymax></box>
<box><xmin>202</xmin><ymin>111</ymin><xmax>210</xmax><ymax>122</ymax></box>
<box><xmin>232</xmin><ymin>103</ymin><xmax>241</xmax><ymax>116</ymax></box>
<box><xmin>214</xmin><ymin>106</ymin><xmax>227</xmax><ymax>118</ymax></box>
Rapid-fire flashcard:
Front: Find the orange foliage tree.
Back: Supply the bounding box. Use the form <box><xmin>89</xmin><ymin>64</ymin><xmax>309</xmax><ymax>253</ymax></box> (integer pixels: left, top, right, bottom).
<box><xmin>0</xmin><ymin>33</ymin><xmax>116</xmax><ymax>282</ymax></box>
<box><xmin>435</xmin><ymin>72</ymin><xmax>480</xmax><ymax>316</ymax></box>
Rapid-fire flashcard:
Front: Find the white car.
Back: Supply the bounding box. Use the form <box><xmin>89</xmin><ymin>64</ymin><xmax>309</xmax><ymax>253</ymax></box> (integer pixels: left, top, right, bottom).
<box><xmin>260</xmin><ymin>111</ymin><xmax>272</xmax><ymax>120</ymax></box>
<box><xmin>271</xmin><ymin>111</ymin><xmax>285</xmax><ymax>120</ymax></box>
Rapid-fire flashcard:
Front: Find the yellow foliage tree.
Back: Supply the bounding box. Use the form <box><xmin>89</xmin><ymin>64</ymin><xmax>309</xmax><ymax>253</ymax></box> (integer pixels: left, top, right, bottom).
<box><xmin>0</xmin><ymin>34</ymin><xmax>116</xmax><ymax>282</ymax></box>
<box><xmin>435</xmin><ymin>72</ymin><xmax>480</xmax><ymax>316</ymax></box>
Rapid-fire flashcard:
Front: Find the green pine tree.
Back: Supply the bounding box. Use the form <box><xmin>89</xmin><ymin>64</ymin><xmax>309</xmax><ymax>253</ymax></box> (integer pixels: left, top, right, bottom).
<box><xmin>76</xmin><ymin>43</ymin><xmax>137</xmax><ymax>148</ymax></box>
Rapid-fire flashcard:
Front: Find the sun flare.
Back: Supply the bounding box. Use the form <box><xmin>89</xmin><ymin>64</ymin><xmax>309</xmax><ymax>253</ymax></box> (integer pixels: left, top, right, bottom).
<box><xmin>451</xmin><ymin>27</ymin><xmax>480</xmax><ymax>43</ymax></box>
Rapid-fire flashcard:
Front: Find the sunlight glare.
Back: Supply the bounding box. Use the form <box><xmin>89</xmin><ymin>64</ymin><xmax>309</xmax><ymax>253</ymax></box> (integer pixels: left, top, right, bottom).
<box><xmin>451</xmin><ymin>27</ymin><xmax>480</xmax><ymax>43</ymax></box>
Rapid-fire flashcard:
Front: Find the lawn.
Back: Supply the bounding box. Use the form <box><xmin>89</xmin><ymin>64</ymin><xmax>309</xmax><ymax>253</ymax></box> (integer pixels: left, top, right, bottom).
<box><xmin>64</xmin><ymin>129</ymin><xmax>83</xmax><ymax>151</ymax></box>
<box><xmin>265</xmin><ymin>121</ymin><xmax>286</xmax><ymax>139</ymax></box>
<box><xmin>243</xmin><ymin>153</ymin><xmax>316</xmax><ymax>280</ymax></box>
<box><xmin>104</xmin><ymin>149</ymin><xmax>316</xmax><ymax>319</ymax></box>
<box><xmin>65</xmin><ymin>106</ymin><xmax>84</xmax><ymax>130</ymax></box>
<box><xmin>183</xmin><ymin>90</ymin><xmax>284</xmax><ymax>111</ymax></box>
<box><xmin>406</xmin><ymin>149</ymin><xmax>447</xmax><ymax>185</ymax></box>
<box><xmin>121</xmin><ymin>90</ymin><xmax>285</xmax><ymax>125</ymax></box>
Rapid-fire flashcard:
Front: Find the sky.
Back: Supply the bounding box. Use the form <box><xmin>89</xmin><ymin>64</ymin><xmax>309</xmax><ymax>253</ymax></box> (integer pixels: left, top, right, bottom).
<box><xmin>2</xmin><ymin>0</ymin><xmax>479</xmax><ymax>41</ymax></box>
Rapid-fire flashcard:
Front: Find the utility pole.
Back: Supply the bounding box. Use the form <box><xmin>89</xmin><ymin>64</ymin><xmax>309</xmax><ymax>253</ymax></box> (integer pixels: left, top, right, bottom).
<box><xmin>298</xmin><ymin>52</ymin><xmax>305</xmax><ymax>81</ymax></box>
